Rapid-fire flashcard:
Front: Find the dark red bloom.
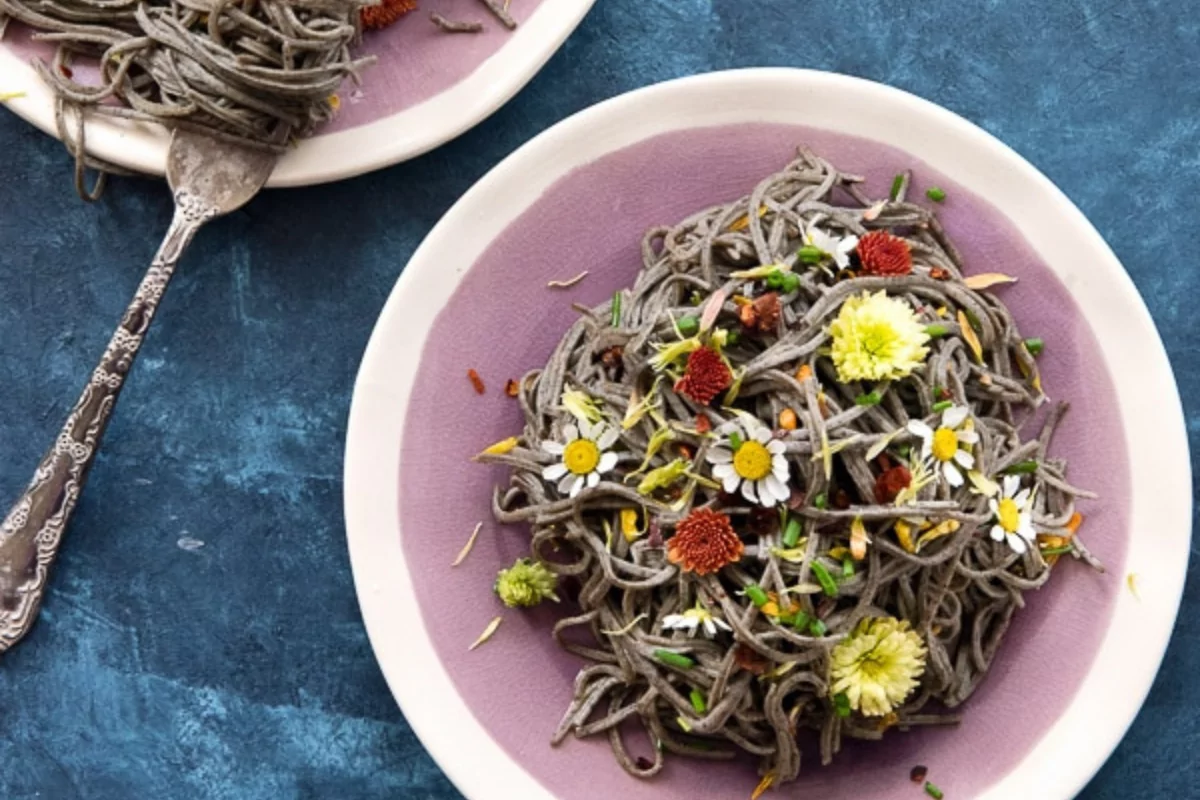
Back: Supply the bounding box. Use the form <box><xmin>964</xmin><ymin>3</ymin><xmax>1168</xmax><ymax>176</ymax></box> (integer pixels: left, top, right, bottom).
<box><xmin>874</xmin><ymin>465</ymin><xmax>913</xmax><ymax>504</ymax></box>
<box><xmin>857</xmin><ymin>231</ymin><xmax>913</xmax><ymax>277</ymax></box>
<box><xmin>362</xmin><ymin>0</ymin><xmax>417</xmax><ymax>30</ymax></box>
<box><xmin>733</xmin><ymin>643</ymin><xmax>772</xmax><ymax>675</ymax></box>
<box><xmin>674</xmin><ymin>346</ymin><xmax>733</xmax><ymax>405</ymax></box>
<box><xmin>694</xmin><ymin>414</ymin><xmax>713</xmax><ymax>434</ymax></box>
<box><xmin>667</xmin><ymin>508</ymin><xmax>744</xmax><ymax>575</ymax></box>
<box><xmin>738</xmin><ymin>292</ymin><xmax>782</xmax><ymax>334</ymax></box>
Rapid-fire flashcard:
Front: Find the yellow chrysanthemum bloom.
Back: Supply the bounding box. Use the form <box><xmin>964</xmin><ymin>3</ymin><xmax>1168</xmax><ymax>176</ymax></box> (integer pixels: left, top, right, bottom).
<box><xmin>830</xmin><ymin>616</ymin><xmax>927</xmax><ymax>717</ymax></box>
<box><xmin>828</xmin><ymin>291</ymin><xmax>930</xmax><ymax>383</ymax></box>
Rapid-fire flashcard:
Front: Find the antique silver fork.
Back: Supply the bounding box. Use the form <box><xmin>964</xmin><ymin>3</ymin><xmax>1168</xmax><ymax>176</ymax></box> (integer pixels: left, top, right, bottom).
<box><xmin>0</xmin><ymin>130</ymin><xmax>276</xmax><ymax>654</ymax></box>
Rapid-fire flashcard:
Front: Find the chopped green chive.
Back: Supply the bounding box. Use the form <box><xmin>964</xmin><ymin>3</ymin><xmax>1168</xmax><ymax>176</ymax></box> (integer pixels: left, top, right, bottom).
<box><xmin>676</xmin><ymin>316</ymin><xmax>699</xmax><ymax>336</ymax></box>
<box><xmin>689</xmin><ymin>290</ymin><xmax>704</xmax><ymax>306</ymax></box>
<box><xmin>610</xmin><ymin>291</ymin><xmax>622</xmax><ymax>327</ymax></box>
<box><xmin>676</xmin><ymin>716</ymin><xmax>693</xmax><ymax>733</ymax></box>
<box><xmin>797</xmin><ymin>245</ymin><xmax>823</xmax><ymax>264</ymax></box>
<box><xmin>810</xmin><ymin>561</ymin><xmax>838</xmax><ymax>597</ymax></box>
<box><xmin>924</xmin><ymin>323</ymin><xmax>948</xmax><ymax>338</ymax></box>
<box><xmin>791</xmin><ymin>610</ymin><xmax>811</xmax><ymax>632</ymax></box>
<box><xmin>728</xmin><ymin>432</ymin><xmax>743</xmax><ymax>451</ymax></box>
<box><xmin>653</xmin><ymin>649</ymin><xmax>695</xmax><ymax>669</ymax></box>
<box><xmin>766</xmin><ymin>270</ymin><xmax>784</xmax><ymax>289</ymax></box>
<box><xmin>889</xmin><ymin>173</ymin><xmax>904</xmax><ymax>200</ymax></box>
<box><xmin>689</xmin><ymin>688</ymin><xmax>707</xmax><ymax>714</ymax></box>
<box><xmin>1003</xmin><ymin>460</ymin><xmax>1039</xmax><ymax>475</ymax></box>
<box><xmin>841</xmin><ymin>557</ymin><xmax>855</xmax><ymax>578</ymax></box>
<box><xmin>855</xmin><ymin>391</ymin><xmax>882</xmax><ymax>406</ymax></box>
<box><xmin>931</xmin><ymin>400</ymin><xmax>954</xmax><ymax>413</ymax></box>
<box><xmin>1024</xmin><ymin>337</ymin><xmax>1045</xmax><ymax>357</ymax></box>
<box><xmin>813</xmin><ymin>492</ymin><xmax>828</xmax><ymax>509</ymax></box>
<box><xmin>926</xmin><ymin>187</ymin><xmax>947</xmax><ymax>203</ymax></box>
<box><xmin>809</xmin><ymin>618</ymin><xmax>828</xmax><ymax>637</ymax></box>
<box><xmin>924</xmin><ymin>781</ymin><xmax>944</xmax><ymax>800</ymax></box>
<box><xmin>895</xmin><ymin>444</ymin><xmax>912</xmax><ymax>458</ymax></box>
<box><xmin>781</xmin><ymin>272</ymin><xmax>801</xmax><ymax>293</ymax></box>
<box><xmin>745</xmin><ymin>584</ymin><xmax>769</xmax><ymax>608</ymax></box>
<box><xmin>725</xmin><ymin>330</ymin><xmax>740</xmax><ymax>346</ymax></box>
<box><xmin>834</xmin><ymin>691</ymin><xmax>851</xmax><ymax>717</ymax></box>
<box><xmin>1041</xmin><ymin>545</ymin><xmax>1074</xmax><ymax>556</ymax></box>
<box><xmin>783</xmin><ymin>517</ymin><xmax>802</xmax><ymax>548</ymax></box>
<box><xmin>964</xmin><ymin>309</ymin><xmax>982</xmax><ymax>332</ymax></box>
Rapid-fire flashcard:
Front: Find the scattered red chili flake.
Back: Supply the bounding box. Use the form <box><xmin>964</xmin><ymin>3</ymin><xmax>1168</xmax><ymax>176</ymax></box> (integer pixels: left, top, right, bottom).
<box><xmin>467</xmin><ymin>369</ymin><xmax>485</xmax><ymax>395</ymax></box>
<box><xmin>361</xmin><ymin>0</ymin><xmax>417</xmax><ymax>29</ymax></box>
<box><xmin>733</xmin><ymin>643</ymin><xmax>771</xmax><ymax>675</ymax></box>
<box><xmin>694</xmin><ymin>414</ymin><xmax>712</xmax><ymax>434</ymax></box>
<box><xmin>677</xmin><ymin>444</ymin><xmax>695</xmax><ymax>461</ymax></box>
<box><xmin>59</xmin><ymin>64</ymin><xmax>74</xmax><ymax>79</ymax></box>
<box><xmin>910</xmin><ymin>765</ymin><xmax>928</xmax><ymax>783</ymax></box>
<box><xmin>504</xmin><ymin>379</ymin><xmax>520</xmax><ymax>398</ymax></box>
<box><xmin>674</xmin><ymin>346</ymin><xmax>733</xmax><ymax>405</ymax></box>
<box><xmin>832</xmin><ymin>489</ymin><xmax>851</xmax><ymax>510</ymax></box>
<box><xmin>874</xmin><ymin>464</ymin><xmax>913</xmax><ymax>504</ymax></box>
<box><xmin>856</xmin><ymin>230</ymin><xmax>913</xmax><ymax>277</ymax></box>
<box><xmin>929</xmin><ymin>267</ymin><xmax>951</xmax><ymax>280</ymax></box>
<box><xmin>935</xmin><ymin>386</ymin><xmax>952</xmax><ymax>401</ymax></box>
<box><xmin>598</xmin><ymin>345</ymin><xmax>625</xmax><ymax>379</ymax></box>
<box><xmin>667</xmin><ymin>508</ymin><xmax>745</xmax><ymax>575</ymax></box>
<box><xmin>635</xmin><ymin>756</ymin><xmax>654</xmax><ymax>771</ymax></box>
<box><xmin>751</xmin><ymin>292</ymin><xmax>782</xmax><ymax>333</ymax></box>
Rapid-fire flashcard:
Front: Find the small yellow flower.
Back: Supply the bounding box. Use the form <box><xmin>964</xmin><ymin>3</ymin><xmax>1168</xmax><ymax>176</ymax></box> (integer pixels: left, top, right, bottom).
<box><xmin>561</xmin><ymin>387</ymin><xmax>604</xmax><ymax>424</ymax></box>
<box><xmin>495</xmin><ymin>558</ymin><xmax>559</xmax><ymax>608</ymax></box>
<box><xmin>828</xmin><ymin>291</ymin><xmax>930</xmax><ymax>383</ymax></box>
<box><xmin>830</xmin><ymin>617</ymin><xmax>927</xmax><ymax>717</ymax></box>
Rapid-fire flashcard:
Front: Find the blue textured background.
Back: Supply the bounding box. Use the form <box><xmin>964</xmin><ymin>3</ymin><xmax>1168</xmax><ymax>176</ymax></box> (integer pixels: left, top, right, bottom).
<box><xmin>0</xmin><ymin>1</ymin><xmax>1195</xmax><ymax>797</ymax></box>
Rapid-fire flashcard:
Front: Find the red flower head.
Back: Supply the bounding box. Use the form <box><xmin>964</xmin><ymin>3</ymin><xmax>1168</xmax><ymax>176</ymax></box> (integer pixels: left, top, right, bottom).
<box><xmin>667</xmin><ymin>508</ymin><xmax>744</xmax><ymax>575</ymax></box>
<box><xmin>674</xmin><ymin>346</ymin><xmax>733</xmax><ymax>405</ymax></box>
<box><xmin>738</xmin><ymin>292</ymin><xmax>782</xmax><ymax>334</ymax></box>
<box><xmin>857</xmin><ymin>231</ymin><xmax>913</xmax><ymax>277</ymax></box>
<box><xmin>874</xmin><ymin>464</ymin><xmax>913</xmax><ymax>504</ymax></box>
<box><xmin>362</xmin><ymin>0</ymin><xmax>417</xmax><ymax>30</ymax></box>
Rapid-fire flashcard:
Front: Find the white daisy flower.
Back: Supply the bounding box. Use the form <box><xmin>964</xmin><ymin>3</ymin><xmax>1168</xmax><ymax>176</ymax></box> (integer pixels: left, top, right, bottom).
<box><xmin>805</xmin><ymin>224</ymin><xmax>860</xmax><ymax>270</ymax></box>
<box><xmin>906</xmin><ymin>405</ymin><xmax>979</xmax><ymax>488</ymax></box>
<box><xmin>541</xmin><ymin>420</ymin><xmax>619</xmax><ymax>498</ymax></box>
<box><xmin>705</xmin><ymin>417</ymin><xmax>790</xmax><ymax>507</ymax></box>
<box><xmin>662</xmin><ymin>604</ymin><xmax>732</xmax><ymax>639</ymax></box>
<box><xmin>988</xmin><ymin>475</ymin><xmax>1037</xmax><ymax>554</ymax></box>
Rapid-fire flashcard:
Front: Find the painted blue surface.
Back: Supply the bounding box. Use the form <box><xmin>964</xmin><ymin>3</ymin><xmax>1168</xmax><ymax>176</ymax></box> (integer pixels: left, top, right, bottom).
<box><xmin>0</xmin><ymin>1</ymin><xmax>1195</xmax><ymax>797</ymax></box>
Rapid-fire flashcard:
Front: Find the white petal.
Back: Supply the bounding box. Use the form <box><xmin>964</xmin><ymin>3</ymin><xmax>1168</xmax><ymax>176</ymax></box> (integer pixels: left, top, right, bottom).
<box><xmin>957</xmin><ymin>430</ymin><xmax>980</xmax><ymax>444</ymax></box>
<box><xmin>597</xmin><ymin>452</ymin><xmax>619</xmax><ymax>474</ymax></box>
<box><xmin>942</xmin><ymin>405</ymin><xmax>968</xmax><ymax>429</ymax></box>
<box><xmin>1007</xmin><ymin>533</ymin><xmax>1028</xmax><ymax>555</ymax></box>
<box><xmin>587</xmin><ymin>471</ymin><xmax>601</xmax><ymax>488</ymax></box>
<box><xmin>542</xmin><ymin>441</ymin><xmax>565</xmax><ymax>455</ymax></box>
<box><xmin>662</xmin><ymin>615</ymin><xmax>685</xmax><ymax>629</ymax></box>
<box><xmin>702</xmin><ymin>618</ymin><xmax>717</xmax><ymax>637</ymax></box>
<box><xmin>767</xmin><ymin>440</ymin><xmax>786</xmax><ymax>455</ymax></box>
<box><xmin>713</xmin><ymin>617</ymin><xmax>732</xmax><ymax>632</ymax></box>
<box><xmin>597</xmin><ymin>425</ymin><xmax>620</xmax><ymax>450</ymax></box>
<box><xmin>754</xmin><ymin>480</ymin><xmax>778</xmax><ymax>507</ymax></box>
<box><xmin>543</xmin><ymin>463</ymin><xmax>569</xmax><ymax>481</ymax></box>
<box><xmin>772</xmin><ymin>458</ymin><xmax>790</xmax><ymax>482</ymax></box>
<box><xmin>722</xmin><ymin>472</ymin><xmax>742</xmax><ymax>494</ymax></box>
<box><xmin>707</xmin><ymin>447</ymin><xmax>733</xmax><ymax>465</ymax></box>
<box><xmin>907</xmin><ymin>420</ymin><xmax>933</xmax><ymax>439</ymax></box>
<box><xmin>712</xmin><ymin>463</ymin><xmax>736</xmax><ymax>480</ymax></box>
<box><xmin>559</xmin><ymin>473</ymin><xmax>579</xmax><ymax>495</ymax></box>
<box><xmin>990</xmin><ymin>525</ymin><xmax>1006</xmax><ymax>542</ymax></box>
<box><xmin>741</xmin><ymin>480</ymin><xmax>759</xmax><ymax>504</ymax></box>
<box><xmin>1014</xmin><ymin>488</ymin><xmax>1031</xmax><ymax>508</ymax></box>
<box><xmin>563</xmin><ymin>424</ymin><xmax>579</xmax><ymax>442</ymax></box>
<box><xmin>943</xmin><ymin>462</ymin><xmax>964</xmax><ymax>487</ymax></box>
<box><xmin>569</xmin><ymin>475</ymin><xmax>585</xmax><ymax>498</ymax></box>
<box><xmin>1016</xmin><ymin>515</ymin><xmax>1036</xmax><ymax>541</ymax></box>
<box><xmin>954</xmin><ymin>449</ymin><xmax>975</xmax><ymax>469</ymax></box>
<box><xmin>580</xmin><ymin>419</ymin><xmax>597</xmax><ymax>440</ymax></box>
<box><xmin>988</xmin><ymin>499</ymin><xmax>1000</xmax><ymax>516</ymax></box>
<box><xmin>839</xmin><ymin>235</ymin><xmax>859</xmax><ymax>255</ymax></box>
<box><xmin>764</xmin><ymin>474</ymin><xmax>790</xmax><ymax>503</ymax></box>
<box><xmin>751</xmin><ymin>426</ymin><xmax>772</xmax><ymax>444</ymax></box>
<box><xmin>717</xmin><ymin>421</ymin><xmax>739</xmax><ymax>436</ymax></box>
<box><xmin>683</xmin><ymin>619</ymin><xmax>699</xmax><ymax>635</ymax></box>
<box><xmin>1003</xmin><ymin>475</ymin><xmax>1020</xmax><ymax>497</ymax></box>
<box><xmin>921</xmin><ymin>439</ymin><xmax>933</xmax><ymax>459</ymax></box>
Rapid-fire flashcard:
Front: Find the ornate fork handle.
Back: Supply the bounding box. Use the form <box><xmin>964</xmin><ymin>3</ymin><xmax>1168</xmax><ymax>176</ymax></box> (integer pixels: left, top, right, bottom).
<box><xmin>0</xmin><ymin>189</ymin><xmax>216</xmax><ymax>652</ymax></box>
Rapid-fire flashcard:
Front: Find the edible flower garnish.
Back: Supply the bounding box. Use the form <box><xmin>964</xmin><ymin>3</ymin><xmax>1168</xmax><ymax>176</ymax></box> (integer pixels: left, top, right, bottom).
<box><xmin>623</xmin><ymin>377</ymin><xmax>664</xmax><ymax>430</ymax></box>
<box><xmin>620</xmin><ymin>508</ymin><xmax>643</xmax><ymax>542</ymax></box>
<box><xmin>856</xmin><ymin>230</ymin><xmax>913</xmax><ymax>277</ymax></box>
<box><xmin>988</xmin><ymin>475</ymin><xmax>1037</xmax><ymax>554</ymax></box>
<box><xmin>830</xmin><ymin>617</ymin><xmax>927</xmax><ymax>717</ymax></box>
<box><xmin>906</xmin><ymin>405</ymin><xmax>978</xmax><ymax>488</ymax></box>
<box><xmin>636</xmin><ymin>459</ymin><xmax>689</xmax><ymax>495</ymax></box>
<box><xmin>674</xmin><ymin>346</ymin><xmax>733</xmax><ymax>405</ymax></box>
<box><xmin>804</xmin><ymin>223</ymin><xmax>859</xmax><ymax>270</ymax></box>
<box><xmin>828</xmin><ymin>291</ymin><xmax>930</xmax><ymax>383</ymax></box>
<box><xmin>738</xmin><ymin>292</ymin><xmax>782</xmax><ymax>334</ymax></box>
<box><xmin>662</xmin><ymin>602</ymin><xmax>732</xmax><ymax>639</ymax></box>
<box><xmin>667</xmin><ymin>508</ymin><xmax>745</xmax><ymax>575</ymax></box>
<box><xmin>495</xmin><ymin>558</ymin><xmax>559</xmax><ymax>607</ymax></box>
<box><xmin>706</xmin><ymin>417</ymin><xmax>790</xmax><ymax>507</ymax></box>
<box><xmin>361</xmin><ymin>0</ymin><xmax>416</xmax><ymax>30</ymax></box>
<box><xmin>542</xmin><ymin>421</ymin><xmax>620</xmax><ymax>498</ymax></box>
<box><xmin>561</xmin><ymin>386</ymin><xmax>604</xmax><ymax>424</ymax></box>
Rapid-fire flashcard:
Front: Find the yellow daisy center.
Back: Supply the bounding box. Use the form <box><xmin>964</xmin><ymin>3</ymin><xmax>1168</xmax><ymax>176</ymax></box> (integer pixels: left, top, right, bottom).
<box><xmin>997</xmin><ymin>498</ymin><xmax>1021</xmax><ymax>533</ymax></box>
<box><xmin>563</xmin><ymin>439</ymin><xmax>600</xmax><ymax>475</ymax></box>
<box><xmin>733</xmin><ymin>440</ymin><xmax>773</xmax><ymax>481</ymax></box>
<box><xmin>930</xmin><ymin>427</ymin><xmax>959</xmax><ymax>462</ymax></box>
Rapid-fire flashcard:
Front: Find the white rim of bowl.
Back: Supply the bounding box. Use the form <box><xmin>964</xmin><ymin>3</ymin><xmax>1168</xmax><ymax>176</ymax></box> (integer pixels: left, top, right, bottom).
<box><xmin>344</xmin><ymin>68</ymin><xmax>1191</xmax><ymax>800</ymax></box>
<box><xmin>0</xmin><ymin>0</ymin><xmax>594</xmax><ymax>188</ymax></box>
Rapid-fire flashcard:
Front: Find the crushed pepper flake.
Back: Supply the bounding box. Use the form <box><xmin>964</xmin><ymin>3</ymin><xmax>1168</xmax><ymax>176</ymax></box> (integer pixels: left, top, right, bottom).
<box><xmin>505</xmin><ymin>378</ymin><xmax>520</xmax><ymax>397</ymax></box>
<box><xmin>469</xmin><ymin>616</ymin><xmax>503</xmax><ymax>650</ymax></box>
<box><xmin>467</xmin><ymin>368</ymin><xmax>486</xmax><ymax>394</ymax></box>
<box><xmin>361</xmin><ymin>0</ymin><xmax>417</xmax><ymax>30</ymax></box>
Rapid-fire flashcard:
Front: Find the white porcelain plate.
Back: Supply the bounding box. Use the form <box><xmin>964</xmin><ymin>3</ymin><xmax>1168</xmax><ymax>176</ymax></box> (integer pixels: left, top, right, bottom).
<box><xmin>0</xmin><ymin>0</ymin><xmax>594</xmax><ymax>186</ymax></box>
<box><xmin>344</xmin><ymin>69</ymin><xmax>1190</xmax><ymax>799</ymax></box>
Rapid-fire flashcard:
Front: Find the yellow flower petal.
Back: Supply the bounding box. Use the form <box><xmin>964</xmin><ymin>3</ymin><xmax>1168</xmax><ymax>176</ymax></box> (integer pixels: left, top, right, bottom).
<box><xmin>729</xmin><ymin>204</ymin><xmax>769</xmax><ymax>233</ymax></box>
<box><xmin>451</xmin><ymin>522</ymin><xmax>483</xmax><ymax>567</ymax></box>
<box><xmin>476</xmin><ymin>436</ymin><xmax>519</xmax><ymax>458</ymax></box>
<box><xmin>915</xmin><ymin>519</ymin><xmax>960</xmax><ymax>552</ymax></box>
<box><xmin>850</xmin><ymin>516</ymin><xmax>870</xmax><ymax>561</ymax></box>
<box><xmin>750</xmin><ymin>773</ymin><xmax>775</xmax><ymax>800</ymax></box>
<box><xmin>963</xmin><ymin>273</ymin><xmax>1018</xmax><ymax>290</ymax></box>
<box><xmin>893</xmin><ymin>519</ymin><xmax>916</xmax><ymax>553</ymax></box>
<box><xmin>620</xmin><ymin>508</ymin><xmax>642</xmax><ymax>543</ymax></box>
<box><xmin>957</xmin><ymin>310</ymin><xmax>984</xmax><ymax>364</ymax></box>
<box><xmin>469</xmin><ymin>616</ymin><xmax>503</xmax><ymax>651</ymax></box>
